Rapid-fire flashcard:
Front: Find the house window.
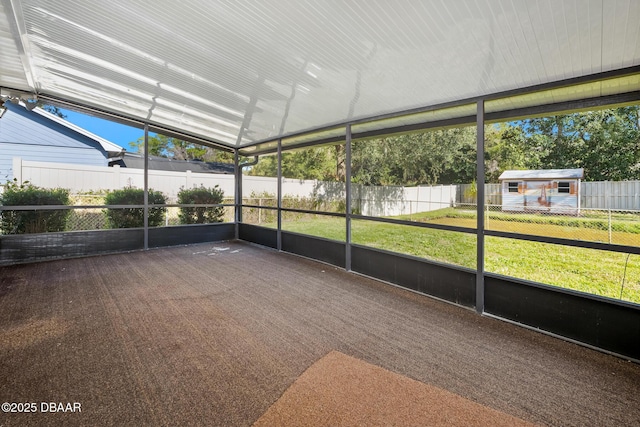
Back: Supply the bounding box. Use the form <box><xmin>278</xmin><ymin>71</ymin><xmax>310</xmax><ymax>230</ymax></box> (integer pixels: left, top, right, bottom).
<box><xmin>558</xmin><ymin>182</ymin><xmax>571</xmax><ymax>193</ymax></box>
<box><xmin>507</xmin><ymin>182</ymin><xmax>519</xmax><ymax>193</ymax></box>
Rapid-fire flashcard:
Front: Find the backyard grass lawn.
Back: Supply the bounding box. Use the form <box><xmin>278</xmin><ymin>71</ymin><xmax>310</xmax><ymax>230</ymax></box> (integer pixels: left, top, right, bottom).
<box><xmin>275</xmin><ymin>213</ymin><xmax>640</xmax><ymax>304</ymax></box>
<box><xmin>423</xmin><ymin>217</ymin><xmax>640</xmax><ymax>246</ymax></box>
<box><xmin>399</xmin><ymin>208</ymin><xmax>640</xmax><ymax>246</ymax></box>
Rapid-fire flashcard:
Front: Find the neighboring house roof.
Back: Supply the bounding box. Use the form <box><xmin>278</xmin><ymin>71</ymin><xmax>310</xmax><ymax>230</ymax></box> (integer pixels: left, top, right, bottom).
<box><xmin>31</xmin><ymin>106</ymin><xmax>124</xmax><ymax>158</ymax></box>
<box><xmin>1</xmin><ymin>102</ymin><xmax>127</xmax><ymax>183</ymax></box>
<box><xmin>499</xmin><ymin>169</ymin><xmax>584</xmax><ymax>180</ymax></box>
<box><xmin>111</xmin><ymin>152</ymin><xmax>234</xmax><ymax>174</ymax></box>
<box><xmin>0</xmin><ymin>101</ymin><xmax>125</xmax><ymax>158</ymax></box>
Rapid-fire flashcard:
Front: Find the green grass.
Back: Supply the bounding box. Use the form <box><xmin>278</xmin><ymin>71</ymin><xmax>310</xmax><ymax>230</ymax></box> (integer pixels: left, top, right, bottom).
<box><xmin>282</xmin><ymin>214</ymin><xmax>346</xmax><ymax>241</ymax></box>
<box><xmin>402</xmin><ymin>207</ymin><xmax>640</xmax><ymax>234</ymax></box>
<box><xmin>260</xmin><ymin>209</ymin><xmax>640</xmax><ymax>304</ymax></box>
<box><xmin>396</xmin><ymin>207</ymin><xmax>640</xmax><ymax>246</ymax></box>
<box><xmin>485</xmin><ymin>237</ymin><xmax>640</xmax><ymax>302</ymax></box>
<box><xmin>351</xmin><ymin>220</ymin><xmax>477</xmax><ymax>268</ymax></box>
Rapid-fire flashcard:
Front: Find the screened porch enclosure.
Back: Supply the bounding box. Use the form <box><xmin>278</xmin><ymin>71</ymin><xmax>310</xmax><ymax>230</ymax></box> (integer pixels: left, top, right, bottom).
<box><xmin>2</xmin><ymin>78</ymin><xmax>639</xmax><ymax>364</ymax></box>
<box><xmin>1</xmin><ymin>0</ymin><xmax>640</xmax><ymax>380</ymax></box>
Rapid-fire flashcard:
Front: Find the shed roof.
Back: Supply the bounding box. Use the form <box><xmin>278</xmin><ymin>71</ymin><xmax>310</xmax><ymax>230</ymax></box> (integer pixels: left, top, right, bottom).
<box><xmin>499</xmin><ymin>169</ymin><xmax>585</xmax><ymax>181</ymax></box>
<box><xmin>1</xmin><ymin>1</ymin><xmax>640</xmax><ymax>151</ymax></box>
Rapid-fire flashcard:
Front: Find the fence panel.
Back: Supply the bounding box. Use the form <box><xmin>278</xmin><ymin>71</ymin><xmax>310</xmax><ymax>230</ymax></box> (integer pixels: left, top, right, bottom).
<box><xmin>16</xmin><ymin>158</ymin><xmax>235</xmax><ymax>201</ymax></box>
<box><xmin>12</xmin><ymin>158</ymin><xmax>640</xmax><ymax>213</ymax></box>
<box><xmin>581</xmin><ymin>181</ymin><xmax>640</xmax><ymax>210</ymax></box>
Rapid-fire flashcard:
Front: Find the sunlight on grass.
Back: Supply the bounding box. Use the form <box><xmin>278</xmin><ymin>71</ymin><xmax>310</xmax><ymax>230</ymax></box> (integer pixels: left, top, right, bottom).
<box><xmin>281</xmin><ymin>214</ymin><xmax>345</xmax><ymax>241</ymax></box>
<box><xmin>351</xmin><ymin>220</ymin><xmax>476</xmax><ymax>268</ymax></box>
<box><xmin>249</xmin><ymin>207</ymin><xmax>640</xmax><ymax>304</ymax></box>
<box><xmin>485</xmin><ymin>237</ymin><xmax>640</xmax><ymax>303</ymax></box>
<box><xmin>405</xmin><ymin>207</ymin><xmax>640</xmax><ymax>246</ymax></box>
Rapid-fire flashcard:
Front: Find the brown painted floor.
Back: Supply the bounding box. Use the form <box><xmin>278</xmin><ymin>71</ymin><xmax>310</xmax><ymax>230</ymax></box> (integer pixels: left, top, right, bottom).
<box><xmin>0</xmin><ymin>241</ymin><xmax>639</xmax><ymax>426</ymax></box>
<box><xmin>253</xmin><ymin>350</ymin><xmax>541</xmax><ymax>426</ymax></box>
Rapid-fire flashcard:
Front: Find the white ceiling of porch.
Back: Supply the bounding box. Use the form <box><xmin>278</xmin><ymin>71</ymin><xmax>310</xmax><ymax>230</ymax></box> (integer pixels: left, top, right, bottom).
<box><xmin>1</xmin><ymin>0</ymin><xmax>640</xmax><ymax>149</ymax></box>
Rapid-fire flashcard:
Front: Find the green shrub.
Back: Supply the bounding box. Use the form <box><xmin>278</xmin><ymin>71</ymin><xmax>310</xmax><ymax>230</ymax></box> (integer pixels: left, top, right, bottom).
<box><xmin>103</xmin><ymin>188</ymin><xmax>166</xmax><ymax>228</ymax></box>
<box><xmin>0</xmin><ymin>180</ymin><xmax>70</xmax><ymax>234</ymax></box>
<box><xmin>177</xmin><ymin>185</ymin><xmax>225</xmax><ymax>224</ymax></box>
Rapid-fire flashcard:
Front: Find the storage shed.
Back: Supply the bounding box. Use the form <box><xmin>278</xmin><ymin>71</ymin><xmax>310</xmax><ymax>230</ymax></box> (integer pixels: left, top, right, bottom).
<box><xmin>499</xmin><ymin>169</ymin><xmax>584</xmax><ymax>215</ymax></box>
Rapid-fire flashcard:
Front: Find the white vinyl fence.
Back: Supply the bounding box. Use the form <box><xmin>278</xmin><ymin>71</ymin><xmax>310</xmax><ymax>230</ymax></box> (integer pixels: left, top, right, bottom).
<box><xmin>13</xmin><ymin>157</ymin><xmax>235</xmax><ymax>200</ymax></box>
<box><xmin>10</xmin><ymin>158</ymin><xmax>640</xmax><ymax>213</ymax></box>
<box><xmin>11</xmin><ymin>158</ymin><xmax>458</xmax><ymax>216</ymax></box>
<box><xmin>353</xmin><ymin>184</ymin><xmax>458</xmax><ymax>216</ymax></box>
<box><xmin>580</xmin><ymin>180</ymin><xmax>640</xmax><ymax>210</ymax></box>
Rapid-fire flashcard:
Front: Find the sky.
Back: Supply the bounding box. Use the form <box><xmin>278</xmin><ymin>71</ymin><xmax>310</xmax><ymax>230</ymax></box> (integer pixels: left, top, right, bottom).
<box><xmin>60</xmin><ymin>108</ymin><xmax>144</xmax><ymax>151</ymax></box>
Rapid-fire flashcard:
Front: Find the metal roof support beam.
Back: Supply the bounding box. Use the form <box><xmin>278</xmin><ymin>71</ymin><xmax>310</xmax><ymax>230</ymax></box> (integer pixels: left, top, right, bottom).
<box><xmin>35</xmin><ymin>93</ymin><xmax>235</xmax><ymax>153</ymax></box>
<box><xmin>485</xmin><ymin>91</ymin><xmax>640</xmax><ymax>124</ymax></box>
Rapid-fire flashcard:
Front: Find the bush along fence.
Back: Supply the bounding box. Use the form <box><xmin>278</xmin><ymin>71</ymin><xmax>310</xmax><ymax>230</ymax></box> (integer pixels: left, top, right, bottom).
<box><xmin>0</xmin><ymin>183</ymin><xmax>229</xmax><ymax>234</ymax></box>
<box><xmin>177</xmin><ymin>185</ymin><xmax>225</xmax><ymax>224</ymax></box>
<box><xmin>0</xmin><ymin>180</ymin><xmax>70</xmax><ymax>234</ymax></box>
<box><xmin>103</xmin><ymin>188</ymin><xmax>167</xmax><ymax>228</ymax></box>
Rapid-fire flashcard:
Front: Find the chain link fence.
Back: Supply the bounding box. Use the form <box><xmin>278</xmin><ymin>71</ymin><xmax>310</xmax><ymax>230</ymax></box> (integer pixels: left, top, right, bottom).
<box><xmin>4</xmin><ymin>191</ymin><xmax>640</xmax><ymax>248</ymax></box>
<box><xmin>356</xmin><ymin>198</ymin><xmax>640</xmax><ymax>247</ymax></box>
<box><xmin>0</xmin><ymin>193</ymin><xmax>236</xmax><ymax>234</ymax></box>
<box><xmin>241</xmin><ymin>193</ymin><xmax>346</xmax><ymax>226</ymax></box>
<box><xmin>484</xmin><ymin>204</ymin><xmax>640</xmax><ymax>246</ymax></box>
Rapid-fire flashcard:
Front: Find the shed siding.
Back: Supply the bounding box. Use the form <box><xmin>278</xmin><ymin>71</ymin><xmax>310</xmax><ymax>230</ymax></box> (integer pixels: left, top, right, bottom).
<box><xmin>501</xmin><ymin>179</ymin><xmax>580</xmax><ymax>214</ymax></box>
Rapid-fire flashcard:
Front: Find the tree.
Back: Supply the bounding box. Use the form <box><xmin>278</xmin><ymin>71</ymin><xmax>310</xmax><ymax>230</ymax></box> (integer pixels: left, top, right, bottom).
<box><xmin>128</xmin><ymin>134</ymin><xmax>234</xmax><ymax>163</ymax></box>
<box><xmin>249</xmin><ymin>147</ymin><xmax>343</xmax><ymax>181</ymax></box>
<box><xmin>246</xmin><ymin>154</ymin><xmax>278</xmax><ymax>178</ymax></box>
<box><xmin>484</xmin><ymin>123</ymin><xmax>541</xmax><ymax>182</ymax></box>
<box><xmin>352</xmin><ymin>127</ymin><xmax>477</xmax><ymax>186</ymax></box>
<box><xmin>351</xmin><ymin>139</ymin><xmax>394</xmax><ymax>185</ymax></box>
<box><xmin>33</xmin><ymin>102</ymin><xmax>66</xmax><ymax>118</ymax></box>
<box><xmin>521</xmin><ymin>106</ymin><xmax>640</xmax><ymax>181</ymax></box>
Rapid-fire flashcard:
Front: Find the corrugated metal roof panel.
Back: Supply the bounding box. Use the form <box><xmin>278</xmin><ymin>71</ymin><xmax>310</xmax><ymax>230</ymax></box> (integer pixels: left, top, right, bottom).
<box><xmin>1</xmin><ymin>1</ymin><xmax>640</xmax><ymax>148</ymax></box>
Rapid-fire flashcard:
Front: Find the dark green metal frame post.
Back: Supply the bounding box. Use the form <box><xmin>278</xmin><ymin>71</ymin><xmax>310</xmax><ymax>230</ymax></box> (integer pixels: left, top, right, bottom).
<box><xmin>143</xmin><ymin>123</ymin><xmax>149</xmax><ymax>250</ymax></box>
<box><xmin>277</xmin><ymin>139</ymin><xmax>282</xmax><ymax>251</ymax></box>
<box><xmin>476</xmin><ymin>100</ymin><xmax>485</xmax><ymax>314</ymax></box>
<box><xmin>345</xmin><ymin>124</ymin><xmax>352</xmax><ymax>271</ymax></box>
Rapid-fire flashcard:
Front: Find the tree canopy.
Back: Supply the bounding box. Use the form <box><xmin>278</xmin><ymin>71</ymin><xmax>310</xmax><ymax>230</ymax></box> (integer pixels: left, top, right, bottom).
<box><xmin>249</xmin><ymin>105</ymin><xmax>640</xmax><ymax>184</ymax></box>
<box><xmin>38</xmin><ymin>102</ymin><xmax>66</xmax><ymax>118</ymax></box>
<box><xmin>128</xmin><ymin>134</ymin><xmax>234</xmax><ymax>163</ymax></box>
